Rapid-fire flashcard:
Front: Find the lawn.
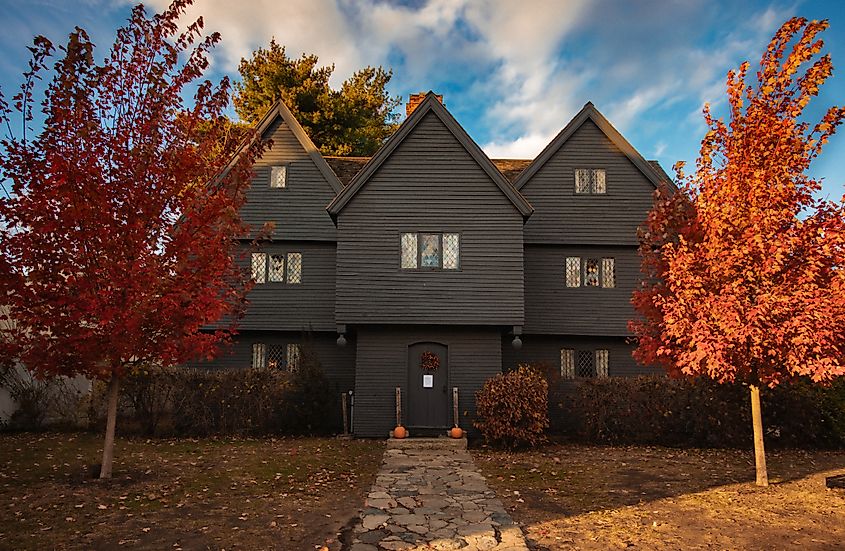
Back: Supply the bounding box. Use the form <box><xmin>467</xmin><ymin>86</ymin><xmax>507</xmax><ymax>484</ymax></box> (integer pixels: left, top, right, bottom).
<box><xmin>0</xmin><ymin>432</ymin><xmax>384</xmax><ymax>550</ymax></box>
<box><xmin>474</xmin><ymin>444</ymin><xmax>845</xmax><ymax>551</ymax></box>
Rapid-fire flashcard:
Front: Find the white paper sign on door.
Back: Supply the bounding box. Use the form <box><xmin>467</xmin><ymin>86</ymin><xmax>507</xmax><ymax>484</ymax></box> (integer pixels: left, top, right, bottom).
<box><xmin>422</xmin><ymin>374</ymin><xmax>433</xmax><ymax>388</ymax></box>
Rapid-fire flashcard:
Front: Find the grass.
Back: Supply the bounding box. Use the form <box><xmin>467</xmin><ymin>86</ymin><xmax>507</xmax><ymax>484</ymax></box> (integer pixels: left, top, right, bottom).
<box><xmin>473</xmin><ymin>444</ymin><xmax>845</xmax><ymax>550</ymax></box>
<box><xmin>0</xmin><ymin>432</ymin><xmax>384</xmax><ymax>550</ymax></box>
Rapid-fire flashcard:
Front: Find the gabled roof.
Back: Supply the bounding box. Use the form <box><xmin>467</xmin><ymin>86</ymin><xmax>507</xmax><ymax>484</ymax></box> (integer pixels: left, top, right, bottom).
<box><xmin>219</xmin><ymin>99</ymin><xmax>344</xmax><ymax>194</ymax></box>
<box><xmin>512</xmin><ymin>102</ymin><xmax>676</xmax><ymax>191</ymax></box>
<box><xmin>326</xmin><ymin>92</ymin><xmax>534</xmax><ymax>219</ymax></box>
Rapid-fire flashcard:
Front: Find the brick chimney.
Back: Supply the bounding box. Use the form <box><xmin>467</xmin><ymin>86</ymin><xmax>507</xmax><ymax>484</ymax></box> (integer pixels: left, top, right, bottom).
<box><xmin>406</xmin><ymin>92</ymin><xmax>443</xmax><ymax>117</ymax></box>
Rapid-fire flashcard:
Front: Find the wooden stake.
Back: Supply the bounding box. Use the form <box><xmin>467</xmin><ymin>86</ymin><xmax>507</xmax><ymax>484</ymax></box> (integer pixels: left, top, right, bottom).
<box><xmin>452</xmin><ymin>387</ymin><xmax>459</xmax><ymax>427</ymax></box>
<box><xmin>395</xmin><ymin>387</ymin><xmax>402</xmax><ymax>426</ymax></box>
<box><xmin>750</xmin><ymin>385</ymin><xmax>769</xmax><ymax>487</ymax></box>
<box><xmin>341</xmin><ymin>392</ymin><xmax>349</xmax><ymax>435</ymax></box>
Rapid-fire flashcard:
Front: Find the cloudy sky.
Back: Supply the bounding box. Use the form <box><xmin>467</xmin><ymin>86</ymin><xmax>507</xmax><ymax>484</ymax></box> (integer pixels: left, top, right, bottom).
<box><xmin>1</xmin><ymin>0</ymin><xmax>843</xmax><ymax>200</ymax></box>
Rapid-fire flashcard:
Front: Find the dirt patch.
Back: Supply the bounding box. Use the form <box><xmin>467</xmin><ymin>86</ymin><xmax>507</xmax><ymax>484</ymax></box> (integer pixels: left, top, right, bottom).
<box><xmin>0</xmin><ymin>432</ymin><xmax>384</xmax><ymax>550</ymax></box>
<box><xmin>473</xmin><ymin>444</ymin><xmax>845</xmax><ymax>550</ymax></box>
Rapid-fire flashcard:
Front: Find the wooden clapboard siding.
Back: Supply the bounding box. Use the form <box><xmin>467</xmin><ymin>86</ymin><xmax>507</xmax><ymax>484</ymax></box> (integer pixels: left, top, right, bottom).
<box><xmin>353</xmin><ymin>326</ymin><xmax>501</xmax><ymax>438</ymax></box>
<box><xmin>519</xmin><ymin>119</ymin><xmax>657</xmax><ymax>245</ymax></box>
<box><xmin>523</xmin><ymin>244</ymin><xmax>640</xmax><ymax>335</ymax></box>
<box><xmin>238</xmin><ymin>241</ymin><xmax>336</xmax><ymax>332</ymax></box>
<box><xmin>335</xmin><ymin>110</ymin><xmax>525</xmax><ymax>326</ymax></box>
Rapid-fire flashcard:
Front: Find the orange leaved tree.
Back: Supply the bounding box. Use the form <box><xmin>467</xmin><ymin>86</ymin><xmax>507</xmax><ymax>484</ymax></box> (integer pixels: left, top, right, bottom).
<box><xmin>631</xmin><ymin>17</ymin><xmax>845</xmax><ymax>486</ymax></box>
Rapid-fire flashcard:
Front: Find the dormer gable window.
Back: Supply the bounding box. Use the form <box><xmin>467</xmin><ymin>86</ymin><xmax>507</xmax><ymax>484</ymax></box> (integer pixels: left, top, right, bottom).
<box><xmin>400</xmin><ymin>232</ymin><xmax>460</xmax><ymax>270</ymax></box>
<box><xmin>575</xmin><ymin>168</ymin><xmax>606</xmax><ymax>194</ymax></box>
<box><xmin>270</xmin><ymin>165</ymin><xmax>287</xmax><ymax>188</ymax></box>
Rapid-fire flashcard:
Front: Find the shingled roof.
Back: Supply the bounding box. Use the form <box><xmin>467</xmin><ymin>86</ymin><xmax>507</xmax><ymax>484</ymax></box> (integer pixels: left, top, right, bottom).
<box><xmin>325</xmin><ymin>156</ymin><xmax>532</xmax><ymax>186</ymax></box>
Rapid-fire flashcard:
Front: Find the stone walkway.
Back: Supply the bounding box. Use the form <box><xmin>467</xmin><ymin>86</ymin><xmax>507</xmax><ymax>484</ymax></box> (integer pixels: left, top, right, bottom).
<box><xmin>348</xmin><ymin>438</ymin><xmax>528</xmax><ymax>551</ymax></box>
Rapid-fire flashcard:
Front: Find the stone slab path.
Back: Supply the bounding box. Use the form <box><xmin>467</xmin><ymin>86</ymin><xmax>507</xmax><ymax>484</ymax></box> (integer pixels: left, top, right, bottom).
<box><xmin>347</xmin><ymin>438</ymin><xmax>528</xmax><ymax>551</ymax></box>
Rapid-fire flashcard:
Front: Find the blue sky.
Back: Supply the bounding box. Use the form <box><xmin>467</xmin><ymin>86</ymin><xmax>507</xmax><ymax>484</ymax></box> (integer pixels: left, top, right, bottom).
<box><xmin>1</xmin><ymin>0</ymin><xmax>843</xmax><ymax>200</ymax></box>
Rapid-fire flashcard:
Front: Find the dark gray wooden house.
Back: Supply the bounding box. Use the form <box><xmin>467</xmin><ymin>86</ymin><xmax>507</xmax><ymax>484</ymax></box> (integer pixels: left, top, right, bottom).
<box><xmin>199</xmin><ymin>92</ymin><xmax>669</xmax><ymax>437</ymax></box>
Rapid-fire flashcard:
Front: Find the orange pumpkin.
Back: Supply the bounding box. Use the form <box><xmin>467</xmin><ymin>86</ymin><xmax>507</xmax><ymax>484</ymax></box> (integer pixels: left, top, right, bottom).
<box><xmin>449</xmin><ymin>427</ymin><xmax>464</xmax><ymax>439</ymax></box>
<box><xmin>393</xmin><ymin>425</ymin><xmax>407</xmax><ymax>439</ymax></box>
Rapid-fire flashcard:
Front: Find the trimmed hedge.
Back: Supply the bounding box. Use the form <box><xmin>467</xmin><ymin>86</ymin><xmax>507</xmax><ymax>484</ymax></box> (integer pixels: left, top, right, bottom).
<box><xmin>553</xmin><ymin>376</ymin><xmax>845</xmax><ymax>449</ymax></box>
<box><xmin>475</xmin><ymin>364</ymin><xmax>549</xmax><ymax>449</ymax></box>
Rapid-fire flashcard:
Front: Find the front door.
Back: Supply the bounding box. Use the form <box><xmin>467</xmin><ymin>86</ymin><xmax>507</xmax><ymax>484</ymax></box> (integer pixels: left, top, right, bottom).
<box><xmin>407</xmin><ymin>342</ymin><xmax>449</xmax><ymax>428</ymax></box>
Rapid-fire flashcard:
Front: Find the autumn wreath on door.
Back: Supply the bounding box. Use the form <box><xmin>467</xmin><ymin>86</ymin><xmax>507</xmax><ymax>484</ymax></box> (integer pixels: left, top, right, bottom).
<box><xmin>420</xmin><ymin>351</ymin><xmax>440</xmax><ymax>372</ymax></box>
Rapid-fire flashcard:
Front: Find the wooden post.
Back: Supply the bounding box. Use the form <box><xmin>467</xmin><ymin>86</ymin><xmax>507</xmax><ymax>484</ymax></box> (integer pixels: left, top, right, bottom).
<box><xmin>395</xmin><ymin>387</ymin><xmax>402</xmax><ymax>426</ymax></box>
<box><xmin>750</xmin><ymin>385</ymin><xmax>768</xmax><ymax>487</ymax></box>
<box><xmin>341</xmin><ymin>392</ymin><xmax>349</xmax><ymax>435</ymax></box>
<box><xmin>99</xmin><ymin>373</ymin><xmax>120</xmax><ymax>479</ymax></box>
<box><xmin>452</xmin><ymin>387</ymin><xmax>459</xmax><ymax>427</ymax></box>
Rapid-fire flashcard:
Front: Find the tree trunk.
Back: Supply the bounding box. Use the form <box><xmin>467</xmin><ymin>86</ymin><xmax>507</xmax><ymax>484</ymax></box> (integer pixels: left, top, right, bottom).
<box><xmin>99</xmin><ymin>373</ymin><xmax>120</xmax><ymax>479</ymax></box>
<box><xmin>750</xmin><ymin>385</ymin><xmax>768</xmax><ymax>487</ymax></box>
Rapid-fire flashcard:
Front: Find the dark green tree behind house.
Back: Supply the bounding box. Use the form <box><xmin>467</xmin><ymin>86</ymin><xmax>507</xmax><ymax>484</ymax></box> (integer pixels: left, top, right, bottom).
<box><xmin>234</xmin><ymin>40</ymin><xmax>401</xmax><ymax>156</ymax></box>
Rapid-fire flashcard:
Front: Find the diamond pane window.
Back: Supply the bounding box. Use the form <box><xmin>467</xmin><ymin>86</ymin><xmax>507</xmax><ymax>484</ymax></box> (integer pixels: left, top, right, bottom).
<box><xmin>585</xmin><ymin>258</ymin><xmax>600</xmax><ymax>287</ymax></box>
<box><xmin>596</xmin><ymin>349</ymin><xmax>609</xmax><ymax>378</ymax></box>
<box><xmin>266</xmin><ymin>344</ymin><xmax>285</xmax><ymax>370</ymax></box>
<box><xmin>575</xmin><ymin>168</ymin><xmax>606</xmax><ymax>194</ymax></box>
<box><xmin>593</xmin><ymin>169</ymin><xmax>606</xmax><ymax>193</ymax></box>
<box><xmin>251</xmin><ymin>253</ymin><xmax>267</xmax><ymax>284</ymax></box>
<box><xmin>269</xmin><ymin>254</ymin><xmax>285</xmax><ymax>282</ymax></box>
<box><xmin>443</xmin><ymin>233</ymin><xmax>460</xmax><ymax>270</ymax></box>
<box><xmin>601</xmin><ymin>258</ymin><xmax>615</xmax><ymax>288</ymax></box>
<box><xmin>270</xmin><ymin>165</ymin><xmax>287</xmax><ymax>188</ymax></box>
<box><xmin>401</xmin><ymin>233</ymin><xmax>418</xmax><ymax>269</ymax></box>
<box><xmin>420</xmin><ymin>234</ymin><xmax>441</xmax><ymax>268</ymax></box>
<box><xmin>286</xmin><ymin>252</ymin><xmax>302</xmax><ymax>284</ymax></box>
<box><xmin>287</xmin><ymin>344</ymin><xmax>301</xmax><ymax>372</ymax></box>
<box><xmin>576</xmin><ymin>350</ymin><xmax>595</xmax><ymax>378</ymax></box>
<box><xmin>252</xmin><ymin>343</ymin><xmax>266</xmax><ymax>370</ymax></box>
<box><xmin>575</xmin><ymin>169</ymin><xmax>591</xmax><ymax>194</ymax></box>
<box><xmin>561</xmin><ymin>348</ymin><xmax>575</xmax><ymax>380</ymax></box>
<box><xmin>565</xmin><ymin>257</ymin><xmax>581</xmax><ymax>287</ymax></box>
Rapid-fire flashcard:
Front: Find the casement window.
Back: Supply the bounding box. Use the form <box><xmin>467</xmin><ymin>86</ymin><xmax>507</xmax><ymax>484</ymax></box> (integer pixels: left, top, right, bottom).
<box><xmin>575</xmin><ymin>168</ymin><xmax>606</xmax><ymax>194</ymax></box>
<box><xmin>564</xmin><ymin>257</ymin><xmax>615</xmax><ymax>288</ymax></box>
<box><xmin>251</xmin><ymin>252</ymin><xmax>303</xmax><ymax>284</ymax></box>
<box><xmin>270</xmin><ymin>165</ymin><xmax>287</xmax><ymax>188</ymax></box>
<box><xmin>561</xmin><ymin>348</ymin><xmax>610</xmax><ymax>379</ymax></box>
<box><xmin>400</xmin><ymin>232</ymin><xmax>460</xmax><ymax>270</ymax></box>
<box><xmin>252</xmin><ymin>342</ymin><xmax>301</xmax><ymax>372</ymax></box>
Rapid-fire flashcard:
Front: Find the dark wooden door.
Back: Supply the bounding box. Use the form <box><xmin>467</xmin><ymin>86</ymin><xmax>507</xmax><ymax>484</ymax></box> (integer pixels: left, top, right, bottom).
<box><xmin>407</xmin><ymin>342</ymin><xmax>449</xmax><ymax>428</ymax></box>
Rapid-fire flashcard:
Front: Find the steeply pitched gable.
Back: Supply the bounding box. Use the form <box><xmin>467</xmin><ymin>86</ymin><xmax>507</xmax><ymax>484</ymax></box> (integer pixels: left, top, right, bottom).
<box><xmin>327</xmin><ymin>92</ymin><xmax>533</xmax><ymax>220</ymax></box>
<box><xmin>513</xmin><ymin>102</ymin><xmax>675</xmax><ymax>191</ymax></box>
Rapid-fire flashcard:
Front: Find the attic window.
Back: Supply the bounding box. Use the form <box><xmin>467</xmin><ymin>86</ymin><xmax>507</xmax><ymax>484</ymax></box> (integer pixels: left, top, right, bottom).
<box><xmin>575</xmin><ymin>168</ymin><xmax>606</xmax><ymax>194</ymax></box>
<box><xmin>400</xmin><ymin>232</ymin><xmax>460</xmax><ymax>271</ymax></box>
<box><xmin>270</xmin><ymin>165</ymin><xmax>287</xmax><ymax>188</ymax></box>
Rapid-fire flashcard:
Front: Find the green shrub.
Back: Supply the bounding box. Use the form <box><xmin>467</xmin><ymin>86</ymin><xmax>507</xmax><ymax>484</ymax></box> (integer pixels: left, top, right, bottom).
<box><xmin>474</xmin><ymin>364</ymin><xmax>549</xmax><ymax>449</ymax></box>
<box><xmin>554</xmin><ymin>376</ymin><xmax>845</xmax><ymax>449</ymax></box>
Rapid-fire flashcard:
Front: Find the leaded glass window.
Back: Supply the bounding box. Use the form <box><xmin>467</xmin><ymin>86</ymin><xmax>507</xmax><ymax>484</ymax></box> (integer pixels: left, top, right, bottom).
<box><xmin>252</xmin><ymin>343</ymin><xmax>266</xmax><ymax>370</ymax></box>
<box><xmin>251</xmin><ymin>253</ymin><xmax>267</xmax><ymax>284</ymax></box>
<box><xmin>267</xmin><ymin>344</ymin><xmax>286</xmax><ymax>370</ymax></box>
<box><xmin>269</xmin><ymin>254</ymin><xmax>285</xmax><ymax>282</ymax></box>
<box><xmin>401</xmin><ymin>233</ymin><xmax>418</xmax><ymax>269</ymax></box>
<box><xmin>443</xmin><ymin>233</ymin><xmax>460</xmax><ymax>270</ymax></box>
<box><xmin>596</xmin><ymin>349</ymin><xmax>609</xmax><ymax>378</ymax></box>
<box><xmin>585</xmin><ymin>258</ymin><xmax>600</xmax><ymax>286</ymax></box>
<box><xmin>601</xmin><ymin>258</ymin><xmax>615</xmax><ymax>288</ymax></box>
<box><xmin>287</xmin><ymin>343</ymin><xmax>301</xmax><ymax>372</ymax></box>
<box><xmin>565</xmin><ymin>257</ymin><xmax>581</xmax><ymax>287</ymax></box>
<box><xmin>575</xmin><ymin>168</ymin><xmax>606</xmax><ymax>194</ymax></box>
<box><xmin>270</xmin><ymin>165</ymin><xmax>287</xmax><ymax>188</ymax></box>
<box><xmin>420</xmin><ymin>234</ymin><xmax>441</xmax><ymax>268</ymax></box>
<box><xmin>576</xmin><ymin>350</ymin><xmax>595</xmax><ymax>378</ymax></box>
<box><xmin>561</xmin><ymin>348</ymin><xmax>575</xmax><ymax>380</ymax></box>
<box><xmin>286</xmin><ymin>252</ymin><xmax>302</xmax><ymax>284</ymax></box>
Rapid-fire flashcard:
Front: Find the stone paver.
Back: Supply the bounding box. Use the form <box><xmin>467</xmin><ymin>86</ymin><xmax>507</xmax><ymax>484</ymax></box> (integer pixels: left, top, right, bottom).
<box><xmin>348</xmin><ymin>438</ymin><xmax>528</xmax><ymax>551</ymax></box>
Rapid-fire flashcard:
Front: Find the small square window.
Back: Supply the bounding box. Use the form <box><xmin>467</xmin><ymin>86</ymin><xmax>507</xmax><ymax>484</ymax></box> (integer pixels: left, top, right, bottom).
<box><xmin>251</xmin><ymin>253</ymin><xmax>267</xmax><ymax>284</ymax></box>
<box><xmin>585</xmin><ymin>258</ymin><xmax>600</xmax><ymax>287</ymax></box>
<box><xmin>252</xmin><ymin>343</ymin><xmax>266</xmax><ymax>370</ymax></box>
<box><xmin>575</xmin><ymin>168</ymin><xmax>606</xmax><ymax>194</ymax></box>
<box><xmin>286</xmin><ymin>252</ymin><xmax>302</xmax><ymax>284</ymax></box>
<box><xmin>601</xmin><ymin>258</ymin><xmax>615</xmax><ymax>288</ymax></box>
<box><xmin>443</xmin><ymin>234</ymin><xmax>460</xmax><ymax>270</ymax></box>
<box><xmin>401</xmin><ymin>233</ymin><xmax>418</xmax><ymax>269</ymax></box>
<box><xmin>420</xmin><ymin>234</ymin><xmax>441</xmax><ymax>268</ymax></box>
<box><xmin>270</xmin><ymin>165</ymin><xmax>287</xmax><ymax>188</ymax></box>
<box><xmin>269</xmin><ymin>254</ymin><xmax>285</xmax><ymax>282</ymax></box>
<box><xmin>561</xmin><ymin>348</ymin><xmax>575</xmax><ymax>380</ymax></box>
<box><xmin>565</xmin><ymin>257</ymin><xmax>581</xmax><ymax>287</ymax></box>
<box><xmin>596</xmin><ymin>349</ymin><xmax>609</xmax><ymax>378</ymax></box>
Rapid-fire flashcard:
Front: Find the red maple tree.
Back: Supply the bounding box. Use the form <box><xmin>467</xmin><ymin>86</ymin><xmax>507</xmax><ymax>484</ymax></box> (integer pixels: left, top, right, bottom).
<box><xmin>631</xmin><ymin>17</ymin><xmax>845</xmax><ymax>486</ymax></box>
<box><xmin>0</xmin><ymin>0</ymin><xmax>264</xmax><ymax>478</ymax></box>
